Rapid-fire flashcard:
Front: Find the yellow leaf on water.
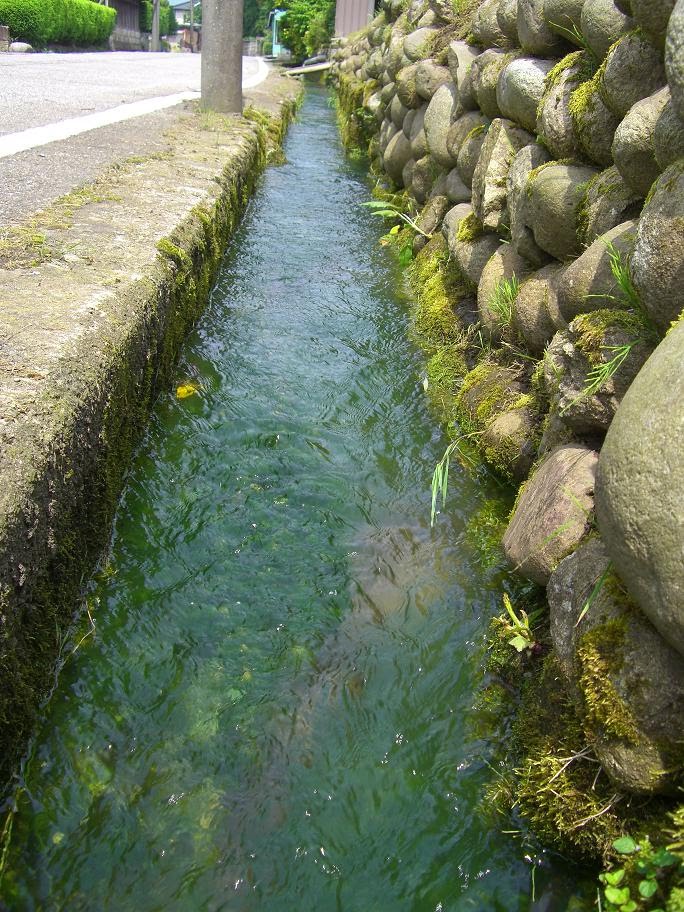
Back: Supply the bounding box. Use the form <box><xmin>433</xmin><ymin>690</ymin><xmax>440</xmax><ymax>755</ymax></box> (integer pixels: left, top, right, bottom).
<box><xmin>176</xmin><ymin>382</ymin><xmax>199</xmax><ymax>399</ymax></box>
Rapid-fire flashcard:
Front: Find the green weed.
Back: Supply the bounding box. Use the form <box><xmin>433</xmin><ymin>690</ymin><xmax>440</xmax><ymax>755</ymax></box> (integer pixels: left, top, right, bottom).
<box><xmin>488</xmin><ymin>276</ymin><xmax>520</xmax><ymax>327</ymax></box>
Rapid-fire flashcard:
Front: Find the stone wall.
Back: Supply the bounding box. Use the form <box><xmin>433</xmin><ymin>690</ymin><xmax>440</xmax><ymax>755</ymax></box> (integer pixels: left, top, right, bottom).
<box><xmin>331</xmin><ymin>0</ymin><xmax>684</xmax><ymax>865</ymax></box>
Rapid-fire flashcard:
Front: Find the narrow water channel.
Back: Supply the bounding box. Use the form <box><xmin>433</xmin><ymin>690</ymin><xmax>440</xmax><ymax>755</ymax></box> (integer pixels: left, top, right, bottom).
<box><xmin>3</xmin><ymin>89</ymin><xmax>591</xmax><ymax>911</ymax></box>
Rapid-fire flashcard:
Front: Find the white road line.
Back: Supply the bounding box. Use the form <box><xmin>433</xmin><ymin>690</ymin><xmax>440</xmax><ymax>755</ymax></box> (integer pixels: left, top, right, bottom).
<box><xmin>0</xmin><ymin>58</ymin><xmax>271</xmax><ymax>160</ymax></box>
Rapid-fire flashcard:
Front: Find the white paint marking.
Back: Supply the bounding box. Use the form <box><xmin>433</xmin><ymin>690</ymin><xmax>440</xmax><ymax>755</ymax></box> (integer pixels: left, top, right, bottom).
<box><xmin>0</xmin><ymin>57</ymin><xmax>271</xmax><ymax>160</ymax></box>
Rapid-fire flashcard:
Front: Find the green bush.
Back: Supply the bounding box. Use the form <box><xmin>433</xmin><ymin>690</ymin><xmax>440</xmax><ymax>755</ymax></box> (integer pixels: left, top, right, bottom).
<box><xmin>279</xmin><ymin>0</ymin><xmax>334</xmax><ymax>60</ymax></box>
<box><xmin>0</xmin><ymin>0</ymin><xmax>116</xmax><ymax>46</ymax></box>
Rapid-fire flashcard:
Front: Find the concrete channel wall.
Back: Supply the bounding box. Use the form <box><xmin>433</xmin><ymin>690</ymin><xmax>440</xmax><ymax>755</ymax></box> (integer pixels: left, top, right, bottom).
<box><xmin>0</xmin><ymin>73</ymin><xmax>301</xmax><ymax>794</ymax></box>
<box><xmin>331</xmin><ymin>0</ymin><xmax>684</xmax><ymax>870</ymax></box>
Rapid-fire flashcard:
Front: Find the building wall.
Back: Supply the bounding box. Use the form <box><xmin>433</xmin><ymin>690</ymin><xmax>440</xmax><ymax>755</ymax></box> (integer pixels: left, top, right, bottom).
<box><xmin>334</xmin><ymin>0</ymin><xmax>374</xmax><ymax>38</ymax></box>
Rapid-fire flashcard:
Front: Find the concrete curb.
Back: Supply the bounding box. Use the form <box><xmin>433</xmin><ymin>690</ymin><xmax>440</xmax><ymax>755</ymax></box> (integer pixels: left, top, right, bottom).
<box><xmin>0</xmin><ymin>72</ymin><xmax>302</xmax><ymax>793</ymax></box>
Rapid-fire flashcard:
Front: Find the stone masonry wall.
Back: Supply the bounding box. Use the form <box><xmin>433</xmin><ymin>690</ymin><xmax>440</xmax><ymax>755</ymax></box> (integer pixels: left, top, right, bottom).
<box><xmin>331</xmin><ymin>0</ymin><xmax>684</xmax><ymax>865</ymax></box>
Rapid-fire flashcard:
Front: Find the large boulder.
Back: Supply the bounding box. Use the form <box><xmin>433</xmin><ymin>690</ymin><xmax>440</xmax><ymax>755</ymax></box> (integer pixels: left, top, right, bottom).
<box><xmin>536</xmin><ymin>51</ymin><xmax>589</xmax><ymax>159</ymax></box>
<box><xmin>548</xmin><ymin>538</ymin><xmax>684</xmax><ymax>795</ymax></box>
<box><xmin>496</xmin><ymin>57</ymin><xmax>555</xmax><ymax>132</ymax></box>
<box><xmin>527</xmin><ymin>162</ymin><xmax>600</xmax><ymax>260</ymax></box>
<box><xmin>456</xmin><ymin>362</ymin><xmax>538</xmax><ymax>479</ymax></box>
<box><xmin>472</xmin><ymin>118</ymin><xmax>534</xmax><ymax>232</ymax></box>
<box><xmin>637</xmin><ymin>0</ymin><xmax>676</xmax><ymax>50</ymax></box>
<box><xmin>412</xmin><ymin>195</ymin><xmax>450</xmax><ymax>253</ymax></box>
<box><xmin>667</xmin><ymin>0</ymin><xmax>684</xmax><ymax>118</ymax></box>
<box><xmin>577</xmin><ymin>165</ymin><xmax>641</xmax><ymax>245</ymax></box>
<box><xmin>379</xmin><ymin>118</ymin><xmax>399</xmax><ymax>154</ymax></box>
<box><xmin>612</xmin><ymin>88</ymin><xmax>669</xmax><ymax>198</ymax></box>
<box><xmin>445</xmin><ymin>168</ymin><xmax>473</xmax><ymax>203</ymax></box>
<box><xmin>447</xmin><ymin>40</ymin><xmax>480</xmax><ymax>111</ymax></box>
<box><xmin>599</xmin><ymin>32</ymin><xmax>666</xmax><ymax>118</ymax></box>
<box><xmin>456</xmin><ymin>120</ymin><xmax>491</xmax><ymax>188</ymax></box>
<box><xmin>409</xmin><ymin>104</ymin><xmax>429</xmax><ymax>158</ymax></box>
<box><xmin>472</xmin><ymin>0</ymin><xmax>508</xmax><ymax>46</ymax></box>
<box><xmin>442</xmin><ymin>202</ymin><xmax>474</xmax><ymax>250</ymax></box>
<box><xmin>390</xmin><ymin>92</ymin><xmax>411</xmax><ymax>128</ymax></box>
<box><xmin>502</xmin><ymin>444</ymin><xmax>599</xmax><ymax>585</ymax></box>
<box><xmin>570</xmin><ymin>76</ymin><xmax>622</xmax><ymax>167</ymax></box>
<box><xmin>411</xmin><ymin>155</ymin><xmax>441</xmax><ymax>203</ymax></box>
<box><xmin>555</xmin><ymin>221</ymin><xmax>637</xmax><ymax>322</ymax></box>
<box><xmin>513</xmin><ymin>262</ymin><xmax>563</xmax><ymax>353</ymax></box>
<box><xmin>507</xmin><ymin>142</ymin><xmax>552</xmax><ymax>267</ymax></box>
<box><xmin>415</xmin><ymin>59</ymin><xmax>452</xmax><ymax>100</ymax></box>
<box><xmin>396</xmin><ymin>63</ymin><xmax>423</xmax><ymax>109</ymax></box>
<box><xmin>518</xmin><ymin>0</ymin><xmax>564</xmax><ymax>53</ymax></box>
<box><xmin>383</xmin><ymin>130</ymin><xmax>414</xmax><ymax>185</ymax></box>
<box><xmin>446</xmin><ymin>110</ymin><xmax>491</xmax><ymax>167</ymax></box>
<box><xmin>580</xmin><ymin>0</ymin><xmax>633</xmax><ymax>60</ymax></box>
<box><xmin>403</xmin><ymin>26</ymin><xmax>440</xmax><ymax>62</ymax></box>
<box><xmin>543</xmin><ymin>0</ymin><xmax>585</xmax><ymax>41</ymax></box>
<box><xmin>424</xmin><ymin>82</ymin><xmax>459</xmax><ymax>168</ymax></box>
<box><xmin>544</xmin><ymin>311</ymin><xmax>655</xmax><ymax>434</ymax></box>
<box><xmin>471</xmin><ymin>48</ymin><xmax>512</xmax><ymax>118</ymax></box>
<box><xmin>654</xmin><ymin>92</ymin><xmax>684</xmax><ymax>169</ymax></box>
<box><xmin>497</xmin><ymin>0</ymin><xmax>520</xmax><ymax>42</ymax></box>
<box><xmin>452</xmin><ymin>222</ymin><xmax>502</xmax><ymax>286</ymax></box>
<box><xmin>596</xmin><ymin>320</ymin><xmax>684</xmax><ymax>655</ymax></box>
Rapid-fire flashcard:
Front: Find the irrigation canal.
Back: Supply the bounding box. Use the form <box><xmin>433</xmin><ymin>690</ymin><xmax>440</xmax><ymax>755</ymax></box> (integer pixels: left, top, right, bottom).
<box><xmin>3</xmin><ymin>88</ymin><xmax>592</xmax><ymax>911</ymax></box>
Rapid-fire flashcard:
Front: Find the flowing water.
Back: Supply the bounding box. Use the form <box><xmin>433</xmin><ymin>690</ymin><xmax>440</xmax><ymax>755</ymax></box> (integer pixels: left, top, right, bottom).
<box><xmin>2</xmin><ymin>88</ymin><xmax>593</xmax><ymax>911</ymax></box>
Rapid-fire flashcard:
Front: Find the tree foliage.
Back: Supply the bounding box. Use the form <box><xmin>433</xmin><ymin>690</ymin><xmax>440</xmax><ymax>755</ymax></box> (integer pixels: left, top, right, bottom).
<box><xmin>279</xmin><ymin>0</ymin><xmax>334</xmax><ymax>60</ymax></box>
<box><xmin>139</xmin><ymin>0</ymin><xmax>178</xmax><ymax>35</ymax></box>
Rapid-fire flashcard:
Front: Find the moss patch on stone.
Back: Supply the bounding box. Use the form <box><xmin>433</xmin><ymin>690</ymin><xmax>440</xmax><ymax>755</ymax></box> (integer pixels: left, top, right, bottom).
<box><xmin>407</xmin><ymin>233</ymin><xmax>468</xmax><ymax>348</ymax></box>
<box><xmin>577</xmin><ymin>618</ymin><xmax>640</xmax><ymax>743</ymax></box>
<box><xmin>573</xmin><ymin>308</ymin><xmax>651</xmax><ymax>366</ymax></box>
<box><xmin>455</xmin><ymin>211</ymin><xmax>483</xmax><ymax>243</ymax></box>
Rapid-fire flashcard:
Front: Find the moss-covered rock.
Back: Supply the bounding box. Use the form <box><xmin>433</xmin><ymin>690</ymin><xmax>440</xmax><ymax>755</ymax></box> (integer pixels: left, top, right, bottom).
<box><xmin>503</xmin><ymin>443</ymin><xmax>598</xmax><ymax>585</ymax></box>
<box><xmin>580</xmin><ymin>0</ymin><xmax>634</xmax><ymax>59</ymax></box>
<box><xmin>536</xmin><ymin>51</ymin><xmax>595</xmax><ymax>160</ymax></box>
<box><xmin>527</xmin><ymin>161</ymin><xmax>600</xmax><ymax>260</ymax></box>
<box><xmin>472</xmin><ymin>117</ymin><xmax>534</xmax><ymax>232</ymax></box>
<box><xmin>555</xmin><ymin>220</ymin><xmax>637</xmax><ymax>322</ymax></box>
<box><xmin>612</xmin><ymin>87</ymin><xmax>669</xmax><ymax>198</ymax></box>
<box><xmin>544</xmin><ymin>308</ymin><xmax>655</xmax><ymax>434</ymax></box>
<box><xmin>548</xmin><ymin>538</ymin><xmax>684</xmax><ymax>795</ymax></box>
<box><xmin>569</xmin><ymin>73</ymin><xmax>622</xmax><ymax>167</ymax></box>
<box><xmin>577</xmin><ymin>165</ymin><xmax>642</xmax><ymax>245</ymax></box>
<box><xmin>599</xmin><ymin>31</ymin><xmax>667</xmax><ymax>118</ymax></box>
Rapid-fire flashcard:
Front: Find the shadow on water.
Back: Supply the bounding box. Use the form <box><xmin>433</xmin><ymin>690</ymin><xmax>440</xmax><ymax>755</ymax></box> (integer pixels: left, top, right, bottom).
<box><xmin>2</xmin><ymin>88</ymin><xmax>595</xmax><ymax>911</ymax></box>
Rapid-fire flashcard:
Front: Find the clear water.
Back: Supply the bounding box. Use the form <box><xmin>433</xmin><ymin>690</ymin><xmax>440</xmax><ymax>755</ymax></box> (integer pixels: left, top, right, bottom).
<box><xmin>2</xmin><ymin>88</ymin><xmax>593</xmax><ymax>911</ymax></box>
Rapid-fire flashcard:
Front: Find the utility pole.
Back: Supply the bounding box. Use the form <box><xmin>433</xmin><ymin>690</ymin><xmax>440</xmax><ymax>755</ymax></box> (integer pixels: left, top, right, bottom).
<box><xmin>189</xmin><ymin>0</ymin><xmax>194</xmax><ymax>52</ymax></box>
<box><xmin>201</xmin><ymin>0</ymin><xmax>244</xmax><ymax>114</ymax></box>
<box><xmin>151</xmin><ymin>0</ymin><xmax>161</xmax><ymax>51</ymax></box>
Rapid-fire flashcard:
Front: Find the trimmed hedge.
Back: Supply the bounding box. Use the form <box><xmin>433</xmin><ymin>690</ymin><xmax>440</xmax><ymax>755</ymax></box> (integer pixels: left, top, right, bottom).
<box><xmin>0</xmin><ymin>0</ymin><xmax>116</xmax><ymax>46</ymax></box>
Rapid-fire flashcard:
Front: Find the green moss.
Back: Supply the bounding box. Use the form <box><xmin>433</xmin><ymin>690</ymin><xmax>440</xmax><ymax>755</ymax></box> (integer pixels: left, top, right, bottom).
<box><xmin>0</xmin><ymin>227</ymin><xmax>51</xmax><ymax>269</ymax></box>
<box><xmin>465</xmin><ymin>498</ymin><xmax>508</xmax><ymax>569</ymax></box>
<box><xmin>425</xmin><ymin>345</ymin><xmax>469</xmax><ymax>420</ymax></box>
<box><xmin>573</xmin><ymin>308</ymin><xmax>648</xmax><ymax>366</ymax></box>
<box><xmin>577</xmin><ymin>618</ymin><xmax>640</xmax><ymax>743</ymax></box>
<box><xmin>508</xmin><ymin>654</ymin><xmax>627</xmax><ymax>860</ymax></box>
<box><xmin>407</xmin><ymin>234</ymin><xmax>468</xmax><ymax>348</ymax></box>
<box><xmin>568</xmin><ymin>71</ymin><xmax>601</xmax><ymax>124</ymax></box>
<box><xmin>334</xmin><ymin>74</ymin><xmax>378</xmax><ymax>157</ymax></box>
<box><xmin>455</xmin><ymin>212</ymin><xmax>483</xmax><ymax>243</ymax></box>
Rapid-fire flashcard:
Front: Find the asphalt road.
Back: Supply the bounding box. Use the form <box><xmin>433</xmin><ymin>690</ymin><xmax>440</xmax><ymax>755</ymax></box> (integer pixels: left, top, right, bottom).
<box><xmin>0</xmin><ymin>53</ymin><xmax>266</xmax><ymax>224</ymax></box>
<box><xmin>0</xmin><ymin>52</ymin><xmax>262</xmax><ymax>134</ymax></box>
